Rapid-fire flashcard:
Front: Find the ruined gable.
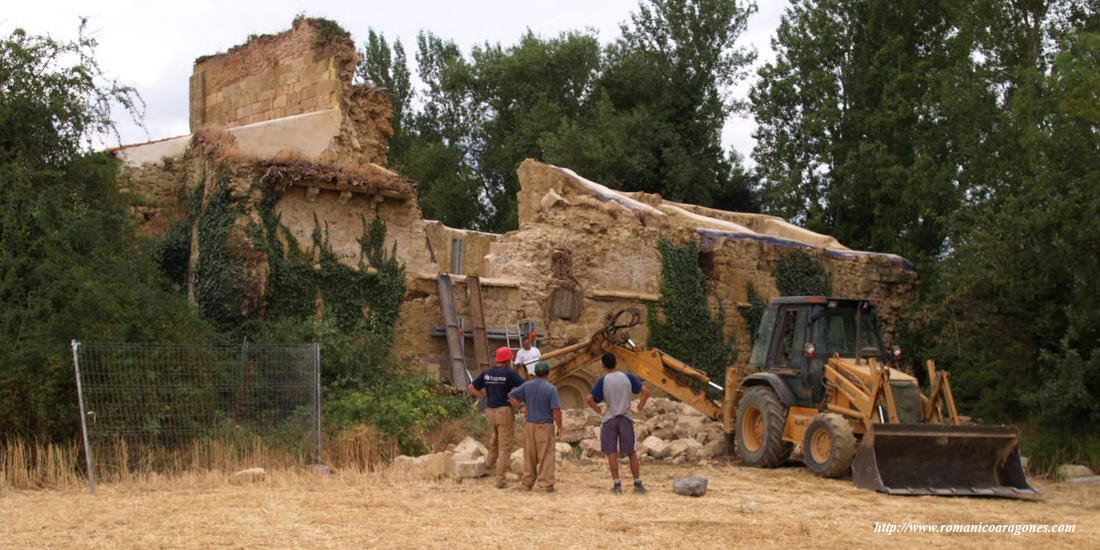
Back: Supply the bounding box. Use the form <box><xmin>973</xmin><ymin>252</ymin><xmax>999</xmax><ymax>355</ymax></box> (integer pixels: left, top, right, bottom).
<box><xmin>185</xmin><ymin>17</ymin><xmax>392</xmax><ymax>167</ymax></box>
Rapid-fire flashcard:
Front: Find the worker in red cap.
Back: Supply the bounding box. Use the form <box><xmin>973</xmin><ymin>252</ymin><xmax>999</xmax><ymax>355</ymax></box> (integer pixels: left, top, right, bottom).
<box><xmin>469</xmin><ymin>346</ymin><xmax>526</xmax><ymax>488</ymax></box>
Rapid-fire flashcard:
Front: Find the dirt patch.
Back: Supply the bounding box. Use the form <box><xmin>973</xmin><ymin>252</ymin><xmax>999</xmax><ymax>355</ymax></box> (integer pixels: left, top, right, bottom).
<box><xmin>2</xmin><ymin>462</ymin><xmax>1095</xmax><ymax>549</ymax></box>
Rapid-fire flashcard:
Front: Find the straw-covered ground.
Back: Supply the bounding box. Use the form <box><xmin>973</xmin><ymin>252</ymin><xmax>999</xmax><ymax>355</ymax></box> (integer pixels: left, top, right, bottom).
<box><xmin>1</xmin><ymin>460</ymin><xmax>1097</xmax><ymax>549</ymax></box>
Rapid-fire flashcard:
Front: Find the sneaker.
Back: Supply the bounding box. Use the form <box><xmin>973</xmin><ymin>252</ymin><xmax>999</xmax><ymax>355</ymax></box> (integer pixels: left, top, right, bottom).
<box><xmin>611</xmin><ymin>484</ymin><xmax>623</xmax><ymax>494</ymax></box>
<box><xmin>633</xmin><ymin>482</ymin><xmax>647</xmax><ymax>494</ymax></box>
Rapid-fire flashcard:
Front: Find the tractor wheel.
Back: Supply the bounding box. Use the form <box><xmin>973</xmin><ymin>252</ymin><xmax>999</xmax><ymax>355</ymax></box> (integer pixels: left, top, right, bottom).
<box><xmin>735</xmin><ymin>386</ymin><xmax>792</xmax><ymax>468</ymax></box>
<box><xmin>802</xmin><ymin>413</ymin><xmax>857</xmax><ymax>478</ymax></box>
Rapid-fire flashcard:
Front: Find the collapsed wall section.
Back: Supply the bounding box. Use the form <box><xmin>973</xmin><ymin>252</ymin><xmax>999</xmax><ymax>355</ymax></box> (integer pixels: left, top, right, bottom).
<box><xmin>190</xmin><ymin>18</ymin><xmax>344</xmax><ymax>131</ymax></box>
<box><xmin>185</xmin><ymin>17</ymin><xmax>392</xmax><ymax>167</ymax></box>
<box><xmin>114</xmin><ymin>17</ymin><xmax>921</xmax><ymax>407</ymax></box>
<box><xmin>487</xmin><ymin>160</ymin><xmax>920</xmax><ymax>394</ymax></box>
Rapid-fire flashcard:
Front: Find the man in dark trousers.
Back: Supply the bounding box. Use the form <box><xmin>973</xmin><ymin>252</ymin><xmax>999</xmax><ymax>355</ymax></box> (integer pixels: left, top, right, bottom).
<box><xmin>469</xmin><ymin>347</ymin><xmax>526</xmax><ymax>488</ymax></box>
<box><xmin>587</xmin><ymin>352</ymin><xmax>650</xmax><ymax>494</ymax></box>
<box><xmin>508</xmin><ymin>361</ymin><xmax>563</xmax><ymax>492</ymax></box>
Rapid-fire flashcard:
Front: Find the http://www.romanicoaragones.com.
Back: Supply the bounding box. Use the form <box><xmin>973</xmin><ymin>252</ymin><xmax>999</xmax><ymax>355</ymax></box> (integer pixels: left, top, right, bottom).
<box><xmin>874</xmin><ymin>522</ymin><xmax>1076</xmax><ymax>536</ymax></box>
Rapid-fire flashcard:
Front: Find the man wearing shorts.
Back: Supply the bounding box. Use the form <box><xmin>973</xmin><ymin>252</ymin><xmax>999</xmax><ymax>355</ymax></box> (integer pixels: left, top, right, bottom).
<box><xmin>586</xmin><ymin>352</ymin><xmax>650</xmax><ymax>494</ymax></box>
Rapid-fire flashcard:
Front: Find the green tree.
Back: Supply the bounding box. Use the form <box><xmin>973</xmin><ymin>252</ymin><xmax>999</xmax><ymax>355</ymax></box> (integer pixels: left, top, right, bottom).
<box><xmin>390</xmin><ymin>0</ymin><xmax>761</xmax><ymax>232</ymax></box>
<box><xmin>358</xmin><ymin>30</ymin><xmax>413</xmax><ymax>162</ymax></box>
<box><xmin>919</xmin><ymin>30</ymin><xmax>1100</xmax><ymax>428</ymax></box>
<box><xmin>0</xmin><ymin>23</ymin><xmax>211</xmax><ymax>440</ymax></box>
<box><xmin>751</xmin><ymin>0</ymin><xmax>994</xmax><ymax>268</ymax></box>
<box><xmin>544</xmin><ymin>0</ymin><xmax>760</xmax><ymax>212</ymax></box>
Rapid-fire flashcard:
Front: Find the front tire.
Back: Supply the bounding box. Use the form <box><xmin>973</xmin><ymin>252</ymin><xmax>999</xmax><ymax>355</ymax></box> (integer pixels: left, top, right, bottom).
<box><xmin>802</xmin><ymin>413</ymin><xmax>856</xmax><ymax>478</ymax></box>
<box><xmin>735</xmin><ymin>386</ymin><xmax>792</xmax><ymax>468</ymax></box>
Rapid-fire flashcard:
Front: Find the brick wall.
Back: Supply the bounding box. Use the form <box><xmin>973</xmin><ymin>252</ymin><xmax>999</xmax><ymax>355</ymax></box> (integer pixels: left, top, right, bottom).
<box><xmin>189</xmin><ymin>19</ymin><xmax>347</xmax><ymax>130</ymax></box>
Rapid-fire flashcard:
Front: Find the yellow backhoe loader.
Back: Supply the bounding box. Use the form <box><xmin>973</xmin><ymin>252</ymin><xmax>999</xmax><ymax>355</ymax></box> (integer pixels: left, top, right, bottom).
<box><xmin>544</xmin><ymin>299</ymin><xmax>1036</xmax><ymax>497</ymax></box>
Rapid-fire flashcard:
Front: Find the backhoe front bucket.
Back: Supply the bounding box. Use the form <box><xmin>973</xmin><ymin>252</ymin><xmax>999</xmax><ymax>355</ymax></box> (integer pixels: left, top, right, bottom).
<box><xmin>852</xmin><ymin>423</ymin><xmax>1037</xmax><ymax>497</ymax></box>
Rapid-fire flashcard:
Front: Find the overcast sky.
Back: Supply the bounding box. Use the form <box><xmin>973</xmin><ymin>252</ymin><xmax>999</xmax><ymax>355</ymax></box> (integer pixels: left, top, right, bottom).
<box><xmin>5</xmin><ymin>0</ymin><xmax>788</xmax><ymax>163</ymax></box>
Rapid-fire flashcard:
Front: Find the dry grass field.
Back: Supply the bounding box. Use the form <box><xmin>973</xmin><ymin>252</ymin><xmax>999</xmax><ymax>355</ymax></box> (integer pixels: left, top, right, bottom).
<box><xmin>1</xmin><ymin>459</ymin><xmax>1097</xmax><ymax>549</ymax></box>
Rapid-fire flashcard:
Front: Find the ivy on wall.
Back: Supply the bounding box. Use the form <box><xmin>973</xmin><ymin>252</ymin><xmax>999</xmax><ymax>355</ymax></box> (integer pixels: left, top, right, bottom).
<box><xmin>739</xmin><ymin>249</ymin><xmax>833</xmax><ymax>348</ymax></box>
<box><xmin>737</xmin><ymin>282</ymin><xmax>769</xmax><ymax>340</ymax></box>
<box><xmin>648</xmin><ymin>237</ymin><xmax>734</xmax><ymax>382</ymax></box>
<box><xmin>193</xmin><ymin>174</ymin><xmax>248</xmax><ymax>329</ymax></box>
<box><xmin>251</xmin><ymin>187</ymin><xmax>405</xmax><ymax>338</ymax></box>
<box><xmin>775</xmin><ymin>249</ymin><xmax>833</xmax><ymax>297</ymax></box>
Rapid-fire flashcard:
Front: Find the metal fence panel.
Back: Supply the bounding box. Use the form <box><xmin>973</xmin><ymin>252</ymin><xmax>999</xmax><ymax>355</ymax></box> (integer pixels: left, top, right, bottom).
<box><xmin>72</xmin><ymin>340</ymin><xmax>320</xmax><ymax>488</ymax></box>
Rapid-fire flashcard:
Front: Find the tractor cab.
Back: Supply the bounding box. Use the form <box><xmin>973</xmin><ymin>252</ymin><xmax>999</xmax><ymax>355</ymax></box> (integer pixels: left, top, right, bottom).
<box><xmin>748</xmin><ymin>297</ymin><xmax>906</xmax><ymax>408</ymax></box>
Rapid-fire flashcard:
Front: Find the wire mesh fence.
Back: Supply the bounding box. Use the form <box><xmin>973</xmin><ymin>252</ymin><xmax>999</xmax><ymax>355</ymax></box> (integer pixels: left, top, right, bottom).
<box><xmin>72</xmin><ymin>340</ymin><xmax>320</xmax><ymax>488</ymax></box>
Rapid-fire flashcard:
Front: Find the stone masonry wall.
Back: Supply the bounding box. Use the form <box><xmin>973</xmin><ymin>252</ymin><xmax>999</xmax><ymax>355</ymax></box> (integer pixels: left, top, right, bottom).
<box><xmin>189</xmin><ymin>18</ymin><xmax>342</xmax><ymax>131</ymax></box>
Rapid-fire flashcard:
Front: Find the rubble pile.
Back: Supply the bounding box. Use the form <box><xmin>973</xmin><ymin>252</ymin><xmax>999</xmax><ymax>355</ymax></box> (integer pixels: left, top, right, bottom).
<box><xmin>391</xmin><ymin>398</ymin><xmax>730</xmax><ymax>479</ymax></box>
<box><xmin>558</xmin><ymin>398</ymin><xmax>728</xmax><ymax>463</ymax></box>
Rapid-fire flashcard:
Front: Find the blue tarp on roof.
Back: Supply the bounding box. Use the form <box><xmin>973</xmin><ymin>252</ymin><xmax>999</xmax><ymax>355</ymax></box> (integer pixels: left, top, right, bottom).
<box><xmin>697</xmin><ymin>229</ymin><xmax>916</xmax><ymax>271</ymax></box>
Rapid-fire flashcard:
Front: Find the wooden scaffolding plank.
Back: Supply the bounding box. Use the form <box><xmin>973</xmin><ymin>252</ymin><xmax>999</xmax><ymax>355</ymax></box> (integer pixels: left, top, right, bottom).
<box><xmin>467</xmin><ymin>275</ymin><xmax>491</xmax><ymax>370</ymax></box>
<box><xmin>437</xmin><ymin>274</ymin><xmax>469</xmax><ymax>390</ymax></box>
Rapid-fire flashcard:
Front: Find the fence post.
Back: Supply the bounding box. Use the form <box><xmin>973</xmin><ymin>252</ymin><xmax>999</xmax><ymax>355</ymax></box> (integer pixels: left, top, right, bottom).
<box><xmin>313</xmin><ymin>343</ymin><xmax>322</xmax><ymax>464</ymax></box>
<box><xmin>71</xmin><ymin>340</ymin><xmax>96</xmax><ymax>494</ymax></box>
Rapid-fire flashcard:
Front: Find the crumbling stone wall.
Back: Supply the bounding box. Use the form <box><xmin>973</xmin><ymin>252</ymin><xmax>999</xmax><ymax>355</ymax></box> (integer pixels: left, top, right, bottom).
<box><xmin>190</xmin><ymin>18</ymin><xmax>343</xmax><ymax>130</ymax></box>
<box><xmin>188</xmin><ymin>17</ymin><xmax>392</xmax><ymax>167</ymax></box>
<box><xmin>116</xmin><ymin>19</ymin><xmax>921</xmax><ymax>408</ymax></box>
<box><xmin>480</xmin><ymin>160</ymin><xmax>920</xmax><ymax>396</ymax></box>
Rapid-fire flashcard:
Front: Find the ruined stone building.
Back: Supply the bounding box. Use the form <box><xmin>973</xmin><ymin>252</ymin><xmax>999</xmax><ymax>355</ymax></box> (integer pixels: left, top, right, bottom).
<box><xmin>115</xmin><ymin>19</ymin><xmax>919</xmax><ymax>408</ymax></box>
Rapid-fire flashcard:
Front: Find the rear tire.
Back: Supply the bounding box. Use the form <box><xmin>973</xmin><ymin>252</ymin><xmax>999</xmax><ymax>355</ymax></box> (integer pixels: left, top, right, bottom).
<box><xmin>802</xmin><ymin>413</ymin><xmax>856</xmax><ymax>478</ymax></box>
<box><xmin>736</xmin><ymin>386</ymin><xmax>792</xmax><ymax>468</ymax></box>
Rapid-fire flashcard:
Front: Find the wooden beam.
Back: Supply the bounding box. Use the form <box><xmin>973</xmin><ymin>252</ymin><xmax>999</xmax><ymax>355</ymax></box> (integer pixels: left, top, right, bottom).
<box><xmin>467</xmin><ymin>275</ymin><xmax>491</xmax><ymax>370</ymax></box>
<box><xmin>415</xmin><ymin>273</ymin><xmax>521</xmax><ymax>288</ymax></box>
<box><xmin>587</xmin><ymin>289</ymin><xmax>660</xmax><ymax>302</ymax></box>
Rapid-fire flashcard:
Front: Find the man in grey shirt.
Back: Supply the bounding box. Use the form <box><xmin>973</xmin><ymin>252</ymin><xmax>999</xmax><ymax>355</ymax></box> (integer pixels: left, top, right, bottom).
<box><xmin>586</xmin><ymin>352</ymin><xmax>650</xmax><ymax>494</ymax></box>
<box><xmin>508</xmin><ymin>361</ymin><xmax>563</xmax><ymax>491</ymax></box>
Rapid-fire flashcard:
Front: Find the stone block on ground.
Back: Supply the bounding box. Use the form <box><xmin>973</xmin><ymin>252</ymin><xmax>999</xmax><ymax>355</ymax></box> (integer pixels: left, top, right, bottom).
<box><xmin>668</xmin><ymin>438</ymin><xmax>702</xmax><ymax>458</ymax></box>
<box><xmin>579</xmin><ymin>438</ymin><xmax>601</xmax><ymax>457</ymax></box>
<box><xmin>555</xmin><ymin>442</ymin><xmax>573</xmax><ymax>459</ymax></box>
<box><xmin>510</xmin><ymin>449</ymin><xmax>525</xmax><ymax>473</ymax></box>
<box><xmin>453</xmin><ymin>457</ymin><xmax>489</xmax><ymax>479</ymax></box>
<box><xmin>642</xmin><ymin>436</ymin><xmax>671</xmax><ymax>459</ymax></box>
<box><xmin>673</xmin><ymin>416</ymin><xmax>706</xmax><ymax>439</ymax></box>
<box><xmin>697</xmin><ymin>438</ymin><xmax>726</xmax><ymax>459</ymax></box>
<box><xmin>452</xmin><ymin>436</ymin><xmax>488</xmax><ymax>462</ymax></box>
<box><xmin>1057</xmin><ymin>464</ymin><xmax>1095</xmax><ymax>480</ymax></box>
<box><xmin>673</xmin><ymin>476</ymin><xmax>708</xmax><ymax>497</ymax></box>
<box><xmin>651</xmin><ymin>427</ymin><xmax>675</xmax><ymax>440</ymax></box>
<box><xmin>393</xmin><ymin>452</ymin><xmax>455</xmax><ymax>479</ymax></box>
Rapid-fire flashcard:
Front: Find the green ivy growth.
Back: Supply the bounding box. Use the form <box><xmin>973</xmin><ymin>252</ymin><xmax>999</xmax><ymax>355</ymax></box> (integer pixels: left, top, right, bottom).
<box><xmin>737</xmin><ymin>282</ymin><xmax>769</xmax><ymax>340</ymax></box>
<box><xmin>193</xmin><ymin>174</ymin><xmax>248</xmax><ymax>329</ymax></box>
<box><xmin>648</xmin><ymin>237</ymin><xmax>734</xmax><ymax>383</ymax></box>
<box><xmin>775</xmin><ymin>249</ymin><xmax>833</xmax><ymax>297</ymax></box>
<box><xmin>251</xmin><ymin>187</ymin><xmax>405</xmax><ymax>338</ymax></box>
<box><xmin>251</xmin><ymin>188</ymin><xmax>318</xmax><ymax>321</ymax></box>
<box><xmin>149</xmin><ymin>220</ymin><xmax>192</xmax><ymax>289</ymax></box>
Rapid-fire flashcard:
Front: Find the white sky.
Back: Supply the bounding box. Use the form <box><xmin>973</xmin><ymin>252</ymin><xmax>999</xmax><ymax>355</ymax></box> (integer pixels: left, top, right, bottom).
<box><xmin>4</xmin><ymin>0</ymin><xmax>788</xmax><ymax>164</ymax></box>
